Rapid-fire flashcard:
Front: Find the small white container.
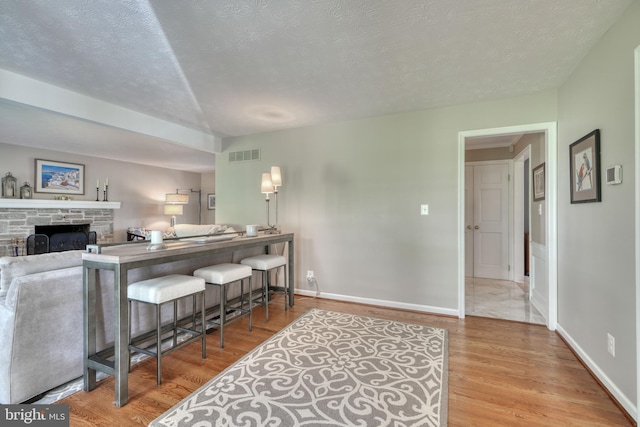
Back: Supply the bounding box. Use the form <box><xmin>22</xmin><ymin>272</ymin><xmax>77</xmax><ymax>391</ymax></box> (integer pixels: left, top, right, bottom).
<box><xmin>246</xmin><ymin>225</ymin><xmax>258</xmax><ymax>237</ymax></box>
<box><xmin>150</xmin><ymin>230</ymin><xmax>163</xmax><ymax>244</ymax></box>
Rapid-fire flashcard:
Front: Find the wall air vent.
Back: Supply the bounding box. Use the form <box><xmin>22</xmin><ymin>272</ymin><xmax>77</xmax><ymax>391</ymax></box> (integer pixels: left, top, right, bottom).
<box><xmin>229</xmin><ymin>149</ymin><xmax>261</xmax><ymax>163</ymax></box>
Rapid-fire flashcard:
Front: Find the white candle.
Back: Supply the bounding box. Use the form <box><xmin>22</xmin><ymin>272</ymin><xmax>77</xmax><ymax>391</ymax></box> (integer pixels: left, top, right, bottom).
<box><xmin>103</xmin><ymin>183</ymin><xmax>106</xmax><ymax>191</ymax></box>
<box><xmin>106</xmin><ymin>177</ymin><xmax>109</xmax><ymax>186</ymax></box>
<box><xmin>96</xmin><ymin>179</ymin><xmax>99</xmax><ymax>188</ymax></box>
<box><xmin>151</xmin><ymin>230</ymin><xmax>163</xmax><ymax>245</ymax></box>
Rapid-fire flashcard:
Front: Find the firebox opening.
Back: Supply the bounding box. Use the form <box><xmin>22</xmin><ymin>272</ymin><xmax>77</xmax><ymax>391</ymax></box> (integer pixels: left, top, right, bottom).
<box><xmin>31</xmin><ymin>224</ymin><xmax>95</xmax><ymax>253</ymax></box>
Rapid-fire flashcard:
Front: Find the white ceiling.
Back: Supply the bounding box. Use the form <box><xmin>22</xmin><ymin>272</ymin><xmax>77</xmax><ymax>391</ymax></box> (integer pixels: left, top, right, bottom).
<box><xmin>0</xmin><ymin>0</ymin><xmax>632</xmax><ymax>172</ymax></box>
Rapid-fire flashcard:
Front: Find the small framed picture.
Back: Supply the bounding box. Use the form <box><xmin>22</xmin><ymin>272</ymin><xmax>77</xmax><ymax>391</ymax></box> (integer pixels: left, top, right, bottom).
<box><xmin>207</xmin><ymin>193</ymin><xmax>216</xmax><ymax>210</ymax></box>
<box><xmin>532</xmin><ymin>163</ymin><xmax>545</xmax><ymax>202</ymax></box>
<box><xmin>570</xmin><ymin>130</ymin><xmax>601</xmax><ymax>204</ymax></box>
<box><xmin>35</xmin><ymin>159</ymin><xmax>85</xmax><ymax>195</ymax></box>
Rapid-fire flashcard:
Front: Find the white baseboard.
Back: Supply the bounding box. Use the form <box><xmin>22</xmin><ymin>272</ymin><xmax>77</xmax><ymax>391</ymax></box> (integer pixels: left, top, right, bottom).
<box><xmin>556</xmin><ymin>324</ymin><xmax>637</xmax><ymax>420</ymax></box>
<box><xmin>294</xmin><ymin>289</ymin><xmax>459</xmax><ymax>317</ymax></box>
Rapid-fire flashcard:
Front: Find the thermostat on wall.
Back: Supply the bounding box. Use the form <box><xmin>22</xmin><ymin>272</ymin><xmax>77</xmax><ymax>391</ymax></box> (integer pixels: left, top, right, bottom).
<box><xmin>606</xmin><ymin>165</ymin><xmax>622</xmax><ymax>185</ymax></box>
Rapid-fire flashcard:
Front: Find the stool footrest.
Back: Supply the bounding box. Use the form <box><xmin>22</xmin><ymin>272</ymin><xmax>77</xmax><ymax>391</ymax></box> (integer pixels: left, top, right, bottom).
<box><xmin>87</xmin><ymin>356</ymin><xmax>115</xmax><ymax>374</ymax></box>
<box><xmin>129</xmin><ymin>329</ymin><xmax>202</xmax><ymax>359</ymax></box>
<box><xmin>207</xmin><ymin>306</ymin><xmax>251</xmax><ymax>327</ymax></box>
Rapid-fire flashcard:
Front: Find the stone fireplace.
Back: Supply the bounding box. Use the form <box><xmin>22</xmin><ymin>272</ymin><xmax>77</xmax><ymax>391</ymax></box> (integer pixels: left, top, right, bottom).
<box><xmin>0</xmin><ymin>200</ymin><xmax>119</xmax><ymax>257</ymax></box>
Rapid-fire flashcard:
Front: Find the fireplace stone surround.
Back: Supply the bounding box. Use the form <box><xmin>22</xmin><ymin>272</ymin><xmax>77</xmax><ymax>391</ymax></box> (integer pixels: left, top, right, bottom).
<box><xmin>0</xmin><ymin>207</ymin><xmax>116</xmax><ymax>257</ymax></box>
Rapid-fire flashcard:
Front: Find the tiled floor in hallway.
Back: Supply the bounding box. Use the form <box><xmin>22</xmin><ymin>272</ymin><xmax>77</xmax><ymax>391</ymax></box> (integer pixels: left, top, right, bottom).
<box><xmin>465</xmin><ymin>277</ymin><xmax>545</xmax><ymax>325</ymax></box>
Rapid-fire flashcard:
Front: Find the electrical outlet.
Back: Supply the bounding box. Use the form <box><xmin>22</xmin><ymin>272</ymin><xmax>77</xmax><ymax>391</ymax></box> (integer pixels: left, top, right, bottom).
<box><xmin>307</xmin><ymin>270</ymin><xmax>314</xmax><ymax>279</ymax></box>
<box><xmin>607</xmin><ymin>333</ymin><xmax>615</xmax><ymax>357</ymax></box>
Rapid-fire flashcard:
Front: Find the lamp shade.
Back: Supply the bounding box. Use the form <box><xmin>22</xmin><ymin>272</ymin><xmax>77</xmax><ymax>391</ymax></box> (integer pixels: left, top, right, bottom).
<box><xmin>261</xmin><ymin>173</ymin><xmax>274</xmax><ymax>194</ymax></box>
<box><xmin>163</xmin><ymin>204</ymin><xmax>183</xmax><ymax>215</ymax></box>
<box><xmin>165</xmin><ymin>193</ymin><xmax>189</xmax><ymax>204</ymax></box>
<box><xmin>270</xmin><ymin>166</ymin><xmax>282</xmax><ymax>188</ymax></box>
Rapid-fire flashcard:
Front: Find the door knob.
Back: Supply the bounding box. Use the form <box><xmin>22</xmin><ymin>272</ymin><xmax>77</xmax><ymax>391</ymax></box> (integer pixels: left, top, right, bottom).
<box><xmin>466</xmin><ymin>225</ymin><xmax>472</xmax><ymax>230</ymax></box>
<box><xmin>474</xmin><ymin>225</ymin><xmax>480</xmax><ymax>230</ymax></box>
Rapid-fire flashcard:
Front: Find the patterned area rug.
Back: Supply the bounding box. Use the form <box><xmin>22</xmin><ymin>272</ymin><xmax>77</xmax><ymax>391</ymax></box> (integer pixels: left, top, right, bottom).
<box><xmin>150</xmin><ymin>309</ymin><xmax>448</xmax><ymax>427</ymax></box>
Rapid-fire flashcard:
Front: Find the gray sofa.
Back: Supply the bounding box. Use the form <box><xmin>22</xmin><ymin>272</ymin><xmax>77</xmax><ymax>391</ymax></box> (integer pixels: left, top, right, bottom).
<box><xmin>0</xmin><ymin>244</ymin><xmax>264</xmax><ymax>404</ymax></box>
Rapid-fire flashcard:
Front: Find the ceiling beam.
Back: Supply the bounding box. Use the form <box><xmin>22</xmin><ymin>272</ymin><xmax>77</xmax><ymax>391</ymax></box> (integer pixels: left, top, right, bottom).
<box><xmin>0</xmin><ymin>68</ymin><xmax>221</xmax><ymax>153</ymax></box>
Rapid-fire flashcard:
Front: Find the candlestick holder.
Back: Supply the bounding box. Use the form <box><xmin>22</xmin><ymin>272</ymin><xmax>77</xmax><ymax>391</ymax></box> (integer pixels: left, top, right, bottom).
<box><xmin>96</xmin><ymin>187</ymin><xmax>99</xmax><ymax>201</ymax></box>
<box><xmin>103</xmin><ymin>185</ymin><xmax>109</xmax><ymax>202</ymax></box>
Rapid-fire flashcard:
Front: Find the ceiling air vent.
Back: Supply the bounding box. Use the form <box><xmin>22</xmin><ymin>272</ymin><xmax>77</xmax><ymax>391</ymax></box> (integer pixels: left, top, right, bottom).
<box><xmin>229</xmin><ymin>149</ymin><xmax>261</xmax><ymax>163</ymax></box>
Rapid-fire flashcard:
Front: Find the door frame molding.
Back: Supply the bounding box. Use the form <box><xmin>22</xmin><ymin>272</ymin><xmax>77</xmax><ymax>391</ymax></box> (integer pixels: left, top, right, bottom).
<box><xmin>513</xmin><ymin>145</ymin><xmax>531</xmax><ymax>284</ymax></box>
<box><xmin>633</xmin><ymin>44</ymin><xmax>640</xmax><ymax>421</ymax></box>
<box><xmin>457</xmin><ymin>122</ymin><xmax>558</xmax><ymax>330</ymax></box>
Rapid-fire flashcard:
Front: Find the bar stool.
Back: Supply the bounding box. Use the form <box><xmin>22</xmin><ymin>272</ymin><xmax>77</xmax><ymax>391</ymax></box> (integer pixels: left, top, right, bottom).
<box><xmin>193</xmin><ymin>263</ymin><xmax>253</xmax><ymax>348</ymax></box>
<box><xmin>240</xmin><ymin>254</ymin><xmax>287</xmax><ymax>321</ymax></box>
<box><xmin>127</xmin><ymin>274</ymin><xmax>206</xmax><ymax>385</ymax></box>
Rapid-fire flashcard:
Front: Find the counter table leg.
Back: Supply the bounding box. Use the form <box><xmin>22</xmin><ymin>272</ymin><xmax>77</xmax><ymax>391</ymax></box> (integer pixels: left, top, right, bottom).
<box><xmin>114</xmin><ymin>266</ymin><xmax>129</xmax><ymax>407</ymax></box>
<box><xmin>83</xmin><ymin>266</ymin><xmax>97</xmax><ymax>391</ymax></box>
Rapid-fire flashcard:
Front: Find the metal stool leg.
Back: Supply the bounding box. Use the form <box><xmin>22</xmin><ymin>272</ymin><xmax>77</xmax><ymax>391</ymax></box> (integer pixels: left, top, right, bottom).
<box><xmin>156</xmin><ymin>304</ymin><xmax>162</xmax><ymax>385</ymax></box>
<box><xmin>201</xmin><ymin>291</ymin><xmax>206</xmax><ymax>359</ymax></box>
<box><xmin>219</xmin><ymin>283</ymin><xmax>226</xmax><ymax>348</ymax></box>
<box><xmin>248</xmin><ymin>277</ymin><xmax>253</xmax><ymax>331</ymax></box>
<box><xmin>240</xmin><ymin>278</ymin><xmax>244</xmax><ymax>313</ymax></box>
<box><xmin>284</xmin><ymin>265</ymin><xmax>289</xmax><ymax>311</ymax></box>
<box><xmin>264</xmin><ymin>270</ymin><xmax>269</xmax><ymax>322</ymax></box>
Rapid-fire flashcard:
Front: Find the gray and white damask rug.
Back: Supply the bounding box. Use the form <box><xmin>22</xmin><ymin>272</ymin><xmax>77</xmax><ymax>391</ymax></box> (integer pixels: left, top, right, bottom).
<box><xmin>150</xmin><ymin>308</ymin><xmax>448</xmax><ymax>427</ymax></box>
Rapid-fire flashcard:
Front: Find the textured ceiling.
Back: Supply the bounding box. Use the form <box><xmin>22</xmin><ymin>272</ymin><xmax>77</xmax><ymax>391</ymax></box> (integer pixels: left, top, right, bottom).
<box><xmin>0</xmin><ymin>0</ymin><xmax>633</xmax><ymax>171</ymax></box>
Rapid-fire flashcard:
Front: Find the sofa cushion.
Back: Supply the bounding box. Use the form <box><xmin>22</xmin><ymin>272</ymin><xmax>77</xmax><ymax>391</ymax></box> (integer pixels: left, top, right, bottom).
<box><xmin>0</xmin><ymin>250</ymin><xmax>83</xmax><ymax>298</ymax></box>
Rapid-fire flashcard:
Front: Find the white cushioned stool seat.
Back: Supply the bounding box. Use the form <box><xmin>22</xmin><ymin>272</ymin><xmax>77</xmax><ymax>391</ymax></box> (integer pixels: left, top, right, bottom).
<box><xmin>128</xmin><ymin>274</ymin><xmax>205</xmax><ymax>304</ymax></box>
<box><xmin>193</xmin><ymin>263</ymin><xmax>253</xmax><ymax>348</ymax></box>
<box><xmin>240</xmin><ymin>255</ymin><xmax>286</xmax><ymax>270</ymax></box>
<box><xmin>194</xmin><ymin>263</ymin><xmax>252</xmax><ymax>284</ymax></box>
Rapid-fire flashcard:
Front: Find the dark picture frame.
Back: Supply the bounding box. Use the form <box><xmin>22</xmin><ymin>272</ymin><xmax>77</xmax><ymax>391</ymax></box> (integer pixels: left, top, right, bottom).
<box><xmin>207</xmin><ymin>193</ymin><xmax>216</xmax><ymax>210</ymax></box>
<box><xmin>570</xmin><ymin>129</ymin><xmax>601</xmax><ymax>204</ymax></box>
<box><xmin>35</xmin><ymin>159</ymin><xmax>85</xmax><ymax>195</ymax></box>
<box><xmin>533</xmin><ymin>162</ymin><xmax>545</xmax><ymax>202</ymax></box>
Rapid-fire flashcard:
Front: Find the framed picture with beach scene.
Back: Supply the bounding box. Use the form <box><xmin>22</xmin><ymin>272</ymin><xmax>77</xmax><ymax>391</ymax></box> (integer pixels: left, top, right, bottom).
<box><xmin>35</xmin><ymin>159</ymin><xmax>85</xmax><ymax>195</ymax></box>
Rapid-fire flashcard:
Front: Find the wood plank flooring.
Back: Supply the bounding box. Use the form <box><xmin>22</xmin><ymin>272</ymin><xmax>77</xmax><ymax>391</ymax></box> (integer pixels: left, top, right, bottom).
<box><xmin>62</xmin><ymin>296</ymin><xmax>633</xmax><ymax>426</ymax></box>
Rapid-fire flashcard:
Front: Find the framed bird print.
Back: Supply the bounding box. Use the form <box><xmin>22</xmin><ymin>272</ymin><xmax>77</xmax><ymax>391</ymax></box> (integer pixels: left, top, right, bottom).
<box><xmin>570</xmin><ymin>129</ymin><xmax>601</xmax><ymax>204</ymax></box>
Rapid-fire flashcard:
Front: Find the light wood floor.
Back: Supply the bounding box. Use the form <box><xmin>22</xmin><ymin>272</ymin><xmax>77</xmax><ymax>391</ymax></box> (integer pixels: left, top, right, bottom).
<box><xmin>62</xmin><ymin>296</ymin><xmax>634</xmax><ymax>426</ymax></box>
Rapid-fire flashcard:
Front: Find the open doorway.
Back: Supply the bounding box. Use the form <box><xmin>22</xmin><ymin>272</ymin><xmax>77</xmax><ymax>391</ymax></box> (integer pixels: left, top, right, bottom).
<box><xmin>464</xmin><ymin>138</ymin><xmax>542</xmax><ymax>324</ymax></box>
<box><xmin>458</xmin><ymin>122</ymin><xmax>558</xmax><ymax>330</ymax></box>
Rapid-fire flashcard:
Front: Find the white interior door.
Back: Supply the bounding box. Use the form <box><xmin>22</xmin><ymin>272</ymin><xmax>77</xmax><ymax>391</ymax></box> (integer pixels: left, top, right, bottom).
<box><xmin>472</xmin><ymin>163</ymin><xmax>510</xmax><ymax>280</ymax></box>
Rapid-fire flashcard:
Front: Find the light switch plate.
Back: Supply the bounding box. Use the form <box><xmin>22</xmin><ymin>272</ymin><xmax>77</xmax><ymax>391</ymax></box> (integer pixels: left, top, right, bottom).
<box><xmin>421</xmin><ymin>204</ymin><xmax>429</xmax><ymax>215</ymax></box>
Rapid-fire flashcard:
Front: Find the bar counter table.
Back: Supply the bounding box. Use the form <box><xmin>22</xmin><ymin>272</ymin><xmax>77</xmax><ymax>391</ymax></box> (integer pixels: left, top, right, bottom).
<box><xmin>82</xmin><ymin>232</ymin><xmax>294</xmax><ymax>407</ymax></box>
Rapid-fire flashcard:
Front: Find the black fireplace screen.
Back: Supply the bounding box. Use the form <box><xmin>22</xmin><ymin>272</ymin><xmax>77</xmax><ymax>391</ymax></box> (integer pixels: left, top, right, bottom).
<box><xmin>27</xmin><ymin>224</ymin><xmax>96</xmax><ymax>255</ymax></box>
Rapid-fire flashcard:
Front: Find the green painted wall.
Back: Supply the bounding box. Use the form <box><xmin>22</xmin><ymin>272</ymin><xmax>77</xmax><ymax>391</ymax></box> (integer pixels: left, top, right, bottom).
<box><xmin>217</xmin><ymin>90</ymin><xmax>556</xmax><ymax>312</ymax></box>
<box><xmin>557</xmin><ymin>0</ymin><xmax>640</xmax><ymax>410</ymax></box>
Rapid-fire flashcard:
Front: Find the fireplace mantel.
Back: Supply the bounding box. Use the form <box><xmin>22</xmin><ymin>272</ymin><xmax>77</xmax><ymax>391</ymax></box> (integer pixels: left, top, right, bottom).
<box><xmin>0</xmin><ymin>199</ymin><xmax>121</xmax><ymax>209</ymax></box>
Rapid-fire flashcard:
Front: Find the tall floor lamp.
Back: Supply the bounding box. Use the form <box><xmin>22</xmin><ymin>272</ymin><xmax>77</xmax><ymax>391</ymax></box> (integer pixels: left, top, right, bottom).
<box><xmin>165</xmin><ymin>188</ymin><xmax>202</xmax><ymax>225</ymax></box>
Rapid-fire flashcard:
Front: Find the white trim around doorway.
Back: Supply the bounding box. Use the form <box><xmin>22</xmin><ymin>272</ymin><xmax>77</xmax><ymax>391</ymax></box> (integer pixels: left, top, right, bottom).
<box><xmin>633</xmin><ymin>44</ymin><xmax>640</xmax><ymax>423</ymax></box>
<box><xmin>458</xmin><ymin>122</ymin><xmax>557</xmax><ymax>330</ymax></box>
